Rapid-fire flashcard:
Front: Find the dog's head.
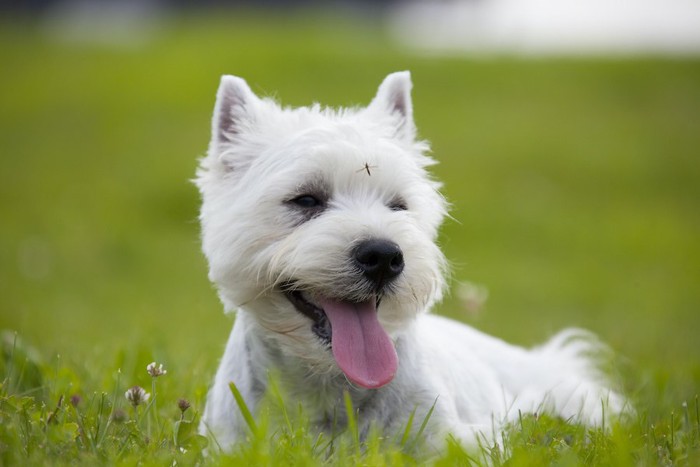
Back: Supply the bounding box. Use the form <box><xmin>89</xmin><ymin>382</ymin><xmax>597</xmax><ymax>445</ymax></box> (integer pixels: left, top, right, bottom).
<box><xmin>196</xmin><ymin>72</ymin><xmax>447</xmax><ymax>388</ymax></box>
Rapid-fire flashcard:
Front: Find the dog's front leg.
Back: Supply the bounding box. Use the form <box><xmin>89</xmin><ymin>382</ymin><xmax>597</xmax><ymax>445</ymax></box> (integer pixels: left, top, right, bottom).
<box><xmin>200</xmin><ymin>311</ymin><xmax>265</xmax><ymax>451</ymax></box>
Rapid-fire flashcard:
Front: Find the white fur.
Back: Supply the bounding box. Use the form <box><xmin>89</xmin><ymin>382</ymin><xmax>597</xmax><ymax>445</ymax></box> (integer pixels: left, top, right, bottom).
<box><xmin>196</xmin><ymin>71</ymin><xmax>626</xmax><ymax>451</ymax></box>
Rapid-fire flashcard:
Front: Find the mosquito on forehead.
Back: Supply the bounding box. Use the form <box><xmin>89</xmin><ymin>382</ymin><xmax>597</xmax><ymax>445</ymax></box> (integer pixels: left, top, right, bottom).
<box><xmin>357</xmin><ymin>162</ymin><xmax>378</xmax><ymax>176</ymax></box>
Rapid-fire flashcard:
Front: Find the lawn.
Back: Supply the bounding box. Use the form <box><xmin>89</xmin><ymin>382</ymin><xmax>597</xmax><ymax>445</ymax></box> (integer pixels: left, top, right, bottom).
<box><xmin>1</xmin><ymin>9</ymin><xmax>699</xmax><ymax>465</ymax></box>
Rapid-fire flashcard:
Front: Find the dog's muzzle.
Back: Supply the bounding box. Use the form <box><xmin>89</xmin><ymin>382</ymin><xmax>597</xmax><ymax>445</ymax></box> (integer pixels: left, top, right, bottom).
<box><xmin>278</xmin><ymin>238</ymin><xmax>404</xmax><ymax>389</ymax></box>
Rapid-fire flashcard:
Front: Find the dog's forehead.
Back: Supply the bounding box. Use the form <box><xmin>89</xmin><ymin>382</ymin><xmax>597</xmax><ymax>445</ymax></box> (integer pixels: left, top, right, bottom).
<box><xmin>281</xmin><ymin>128</ymin><xmax>416</xmax><ymax>185</ymax></box>
<box><xmin>275</xmin><ymin>110</ymin><xmax>410</xmax><ymax>163</ymax></box>
<box><xmin>240</xmin><ymin>102</ymin><xmax>438</xmax><ymax>205</ymax></box>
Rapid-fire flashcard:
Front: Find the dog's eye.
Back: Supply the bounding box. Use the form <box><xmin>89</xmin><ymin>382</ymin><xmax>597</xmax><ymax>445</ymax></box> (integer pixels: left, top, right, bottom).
<box><xmin>389</xmin><ymin>198</ymin><xmax>408</xmax><ymax>212</ymax></box>
<box><xmin>291</xmin><ymin>195</ymin><xmax>322</xmax><ymax>209</ymax></box>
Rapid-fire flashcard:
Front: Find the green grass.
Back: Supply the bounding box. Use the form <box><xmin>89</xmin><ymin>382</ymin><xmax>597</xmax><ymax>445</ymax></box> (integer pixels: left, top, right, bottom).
<box><xmin>1</xmin><ymin>9</ymin><xmax>699</xmax><ymax>465</ymax></box>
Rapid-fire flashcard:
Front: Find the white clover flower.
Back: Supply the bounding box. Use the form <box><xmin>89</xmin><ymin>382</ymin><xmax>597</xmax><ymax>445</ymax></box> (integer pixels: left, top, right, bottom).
<box><xmin>125</xmin><ymin>385</ymin><xmax>150</xmax><ymax>407</ymax></box>
<box><xmin>146</xmin><ymin>361</ymin><xmax>167</xmax><ymax>377</ymax></box>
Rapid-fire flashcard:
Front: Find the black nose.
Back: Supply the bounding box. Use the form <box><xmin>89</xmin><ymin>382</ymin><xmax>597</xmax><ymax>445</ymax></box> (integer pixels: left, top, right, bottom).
<box><xmin>353</xmin><ymin>239</ymin><xmax>404</xmax><ymax>288</ymax></box>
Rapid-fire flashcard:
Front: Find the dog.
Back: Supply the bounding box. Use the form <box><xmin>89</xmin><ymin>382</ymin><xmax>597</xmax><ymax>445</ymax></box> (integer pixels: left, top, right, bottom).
<box><xmin>195</xmin><ymin>71</ymin><xmax>625</xmax><ymax>451</ymax></box>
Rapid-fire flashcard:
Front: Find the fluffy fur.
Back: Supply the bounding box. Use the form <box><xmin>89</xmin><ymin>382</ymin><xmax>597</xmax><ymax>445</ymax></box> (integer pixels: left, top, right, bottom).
<box><xmin>195</xmin><ymin>71</ymin><xmax>625</xmax><ymax>451</ymax></box>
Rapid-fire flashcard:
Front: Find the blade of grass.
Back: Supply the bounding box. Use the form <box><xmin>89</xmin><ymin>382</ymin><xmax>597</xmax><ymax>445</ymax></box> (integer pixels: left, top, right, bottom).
<box><xmin>268</xmin><ymin>375</ymin><xmax>293</xmax><ymax>433</ymax></box>
<box><xmin>229</xmin><ymin>381</ymin><xmax>257</xmax><ymax>434</ymax></box>
<box><xmin>406</xmin><ymin>396</ymin><xmax>438</xmax><ymax>453</ymax></box>
<box><xmin>4</xmin><ymin>333</ymin><xmax>18</xmax><ymax>394</ymax></box>
<box><xmin>97</xmin><ymin>369</ymin><xmax>121</xmax><ymax>448</ymax></box>
<box><xmin>400</xmin><ymin>406</ymin><xmax>417</xmax><ymax>448</ymax></box>
<box><xmin>695</xmin><ymin>395</ymin><xmax>699</xmax><ymax>441</ymax></box>
<box><xmin>415</xmin><ymin>396</ymin><xmax>438</xmax><ymax>441</ymax></box>
<box><xmin>343</xmin><ymin>390</ymin><xmax>360</xmax><ymax>449</ymax></box>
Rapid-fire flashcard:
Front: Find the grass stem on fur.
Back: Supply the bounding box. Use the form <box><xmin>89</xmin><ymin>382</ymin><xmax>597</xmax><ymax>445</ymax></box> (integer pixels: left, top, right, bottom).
<box><xmin>229</xmin><ymin>381</ymin><xmax>258</xmax><ymax>434</ymax></box>
<box><xmin>414</xmin><ymin>397</ymin><xmax>438</xmax><ymax>444</ymax></box>
<box><xmin>343</xmin><ymin>390</ymin><xmax>360</xmax><ymax>450</ymax></box>
<box><xmin>399</xmin><ymin>407</ymin><xmax>417</xmax><ymax>448</ymax></box>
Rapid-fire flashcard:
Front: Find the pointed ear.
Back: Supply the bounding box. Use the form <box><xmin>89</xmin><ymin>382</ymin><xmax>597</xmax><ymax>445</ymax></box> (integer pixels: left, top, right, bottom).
<box><xmin>211</xmin><ymin>75</ymin><xmax>260</xmax><ymax>151</ymax></box>
<box><xmin>368</xmin><ymin>71</ymin><xmax>415</xmax><ymax>141</ymax></box>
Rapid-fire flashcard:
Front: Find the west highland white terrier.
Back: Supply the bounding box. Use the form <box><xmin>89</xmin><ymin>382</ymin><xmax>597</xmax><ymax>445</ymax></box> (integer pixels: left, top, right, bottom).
<box><xmin>195</xmin><ymin>71</ymin><xmax>625</xmax><ymax>451</ymax></box>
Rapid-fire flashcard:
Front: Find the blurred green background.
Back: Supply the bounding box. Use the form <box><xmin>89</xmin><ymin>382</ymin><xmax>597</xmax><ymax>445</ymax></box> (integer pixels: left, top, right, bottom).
<box><xmin>1</xmin><ymin>10</ymin><xmax>698</xmax><ymax>411</ymax></box>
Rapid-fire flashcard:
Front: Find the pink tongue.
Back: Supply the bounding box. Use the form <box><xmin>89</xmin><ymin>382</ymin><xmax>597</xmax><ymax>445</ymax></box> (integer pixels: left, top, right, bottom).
<box><xmin>319</xmin><ymin>298</ymin><xmax>398</xmax><ymax>389</ymax></box>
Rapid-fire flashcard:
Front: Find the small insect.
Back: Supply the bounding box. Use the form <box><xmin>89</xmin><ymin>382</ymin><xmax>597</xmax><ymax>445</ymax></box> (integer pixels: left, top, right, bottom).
<box><xmin>357</xmin><ymin>162</ymin><xmax>377</xmax><ymax>176</ymax></box>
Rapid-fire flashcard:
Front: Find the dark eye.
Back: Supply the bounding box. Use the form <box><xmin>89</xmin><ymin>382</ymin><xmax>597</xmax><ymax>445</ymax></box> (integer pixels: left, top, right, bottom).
<box><xmin>291</xmin><ymin>195</ymin><xmax>322</xmax><ymax>209</ymax></box>
<box><xmin>389</xmin><ymin>198</ymin><xmax>408</xmax><ymax>212</ymax></box>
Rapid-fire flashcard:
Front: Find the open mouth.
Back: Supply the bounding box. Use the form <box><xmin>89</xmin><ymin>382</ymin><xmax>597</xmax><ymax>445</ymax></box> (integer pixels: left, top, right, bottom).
<box><xmin>280</xmin><ymin>282</ymin><xmax>398</xmax><ymax>389</ymax></box>
<box><xmin>282</xmin><ymin>286</ymin><xmax>332</xmax><ymax>344</ymax></box>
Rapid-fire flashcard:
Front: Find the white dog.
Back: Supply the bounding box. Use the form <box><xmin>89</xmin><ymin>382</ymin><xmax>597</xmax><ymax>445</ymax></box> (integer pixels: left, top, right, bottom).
<box><xmin>196</xmin><ymin>71</ymin><xmax>625</xmax><ymax>451</ymax></box>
